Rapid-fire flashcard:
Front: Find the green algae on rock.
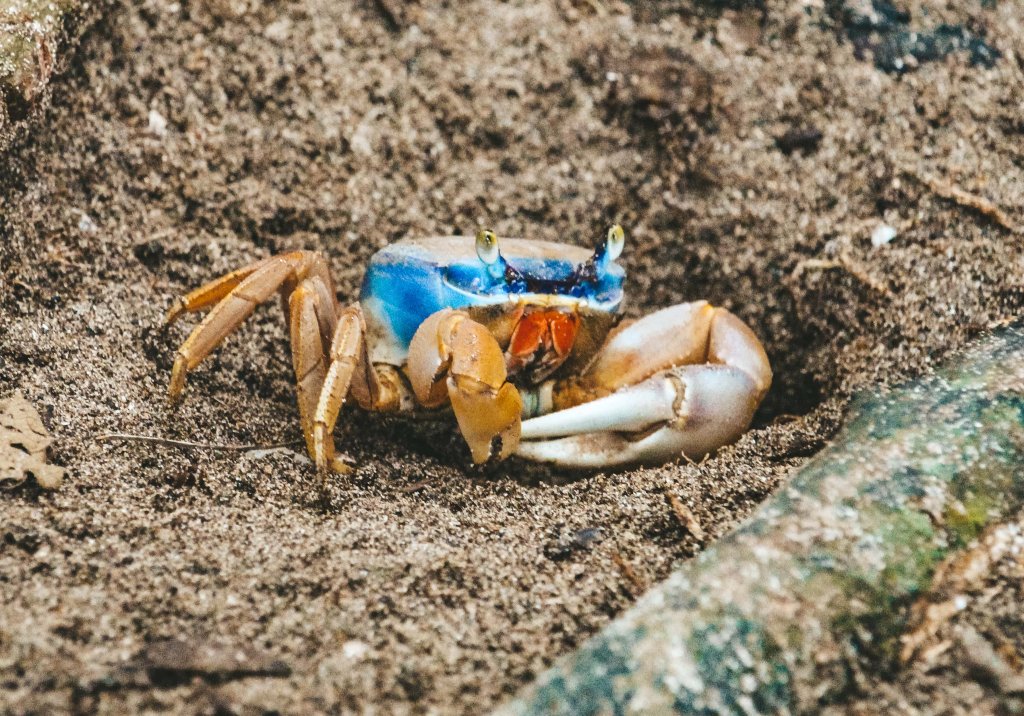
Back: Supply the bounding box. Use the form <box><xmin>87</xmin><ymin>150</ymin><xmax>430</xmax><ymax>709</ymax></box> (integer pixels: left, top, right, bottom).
<box><xmin>498</xmin><ymin>323</ymin><xmax>1024</xmax><ymax>715</ymax></box>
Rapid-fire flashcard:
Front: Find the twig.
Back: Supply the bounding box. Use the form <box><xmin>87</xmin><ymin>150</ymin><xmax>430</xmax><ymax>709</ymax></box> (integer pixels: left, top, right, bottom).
<box><xmin>956</xmin><ymin>625</ymin><xmax>1024</xmax><ymax>694</ymax></box>
<box><xmin>611</xmin><ymin>551</ymin><xmax>647</xmax><ymax>596</ymax></box>
<box><xmin>910</xmin><ymin>170</ymin><xmax>1022</xmax><ymax>235</ymax></box>
<box><xmin>96</xmin><ymin>433</ymin><xmax>304</xmax><ymax>452</ymax></box>
<box><xmin>900</xmin><ymin>520</ymin><xmax>1020</xmax><ymax>665</ymax></box>
<box><xmin>665</xmin><ymin>490</ymin><xmax>705</xmax><ymax>541</ymax></box>
<box><xmin>791</xmin><ymin>251</ymin><xmax>891</xmax><ymax>296</ymax></box>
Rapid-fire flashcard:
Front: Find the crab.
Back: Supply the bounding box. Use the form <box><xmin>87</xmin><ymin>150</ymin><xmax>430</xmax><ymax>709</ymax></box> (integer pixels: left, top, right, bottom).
<box><xmin>165</xmin><ymin>227</ymin><xmax>772</xmax><ymax>472</ymax></box>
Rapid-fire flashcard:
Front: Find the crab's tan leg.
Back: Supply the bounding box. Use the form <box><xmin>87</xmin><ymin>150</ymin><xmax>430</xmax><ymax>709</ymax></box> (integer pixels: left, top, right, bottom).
<box><xmin>167</xmin><ymin>251</ymin><xmax>337</xmax><ymax>400</ymax></box>
<box><xmin>308</xmin><ymin>307</ymin><xmax>362</xmax><ymax>473</ymax></box>
<box><xmin>406</xmin><ymin>309</ymin><xmax>523</xmax><ymax>463</ymax></box>
<box><xmin>166</xmin><ymin>258</ymin><xmax>271</xmax><ymax>324</ymax></box>
<box><xmin>280</xmin><ymin>260</ymin><xmax>338</xmax><ymax>355</ymax></box>
<box><xmin>516</xmin><ymin>302</ymin><xmax>772</xmax><ymax>468</ymax></box>
<box><xmin>288</xmin><ymin>278</ymin><xmax>338</xmax><ymax>468</ymax></box>
<box><xmin>306</xmin><ymin>304</ymin><xmax>411</xmax><ymax>473</ymax></box>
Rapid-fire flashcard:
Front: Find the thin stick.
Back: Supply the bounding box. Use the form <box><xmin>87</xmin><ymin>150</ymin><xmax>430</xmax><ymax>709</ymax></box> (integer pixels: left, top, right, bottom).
<box><xmin>910</xmin><ymin>170</ymin><xmax>1022</xmax><ymax>235</ymax></box>
<box><xmin>665</xmin><ymin>490</ymin><xmax>705</xmax><ymax>541</ymax></box>
<box><xmin>791</xmin><ymin>251</ymin><xmax>891</xmax><ymax>296</ymax></box>
<box><xmin>611</xmin><ymin>551</ymin><xmax>647</xmax><ymax>596</ymax></box>
<box><xmin>96</xmin><ymin>433</ymin><xmax>304</xmax><ymax>452</ymax></box>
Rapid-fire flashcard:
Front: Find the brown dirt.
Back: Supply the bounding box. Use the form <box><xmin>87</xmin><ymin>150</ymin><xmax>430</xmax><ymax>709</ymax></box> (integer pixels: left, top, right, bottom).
<box><xmin>1</xmin><ymin>0</ymin><xmax>1023</xmax><ymax>713</ymax></box>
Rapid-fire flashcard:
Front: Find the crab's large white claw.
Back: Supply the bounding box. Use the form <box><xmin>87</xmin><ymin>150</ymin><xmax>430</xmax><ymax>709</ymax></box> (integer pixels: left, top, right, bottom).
<box><xmin>517</xmin><ymin>365</ymin><xmax>759</xmax><ymax>469</ymax></box>
<box><xmin>516</xmin><ymin>302</ymin><xmax>771</xmax><ymax>469</ymax></box>
<box><xmin>521</xmin><ymin>374</ymin><xmax>680</xmax><ymax>438</ymax></box>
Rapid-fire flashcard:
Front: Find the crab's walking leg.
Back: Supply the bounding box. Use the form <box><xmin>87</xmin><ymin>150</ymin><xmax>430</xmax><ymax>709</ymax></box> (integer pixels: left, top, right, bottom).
<box><xmin>166</xmin><ymin>251</ymin><xmax>336</xmax><ymax>400</ymax></box>
<box><xmin>406</xmin><ymin>309</ymin><xmax>523</xmax><ymax>463</ymax></box>
<box><xmin>308</xmin><ymin>305</ymin><xmax>409</xmax><ymax>473</ymax></box>
<box><xmin>307</xmin><ymin>307</ymin><xmax>362</xmax><ymax>473</ymax></box>
<box><xmin>289</xmin><ymin>278</ymin><xmax>338</xmax><ymax>467</ymax></box>
<box><xmin>517</xmin><ymin>301</ymin><xmax>771</xmax><ymax>468</ymax></box>
<box><xmin>166</xmin><ymin>258</ymin><xmax>272</xmax><ymax>325</ymax></box>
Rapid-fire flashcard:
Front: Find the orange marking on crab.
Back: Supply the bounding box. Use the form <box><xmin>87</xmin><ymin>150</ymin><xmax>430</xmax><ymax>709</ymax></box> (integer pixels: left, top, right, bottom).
<box><xmin>549</xmin><ymin>311</ymin><xmax>579</xmax><ymax>356</ymax></box>
<box><xmin>506</xmin><ymin>308</ymin><xmax>580</xmax><ymax>380</ymax></box>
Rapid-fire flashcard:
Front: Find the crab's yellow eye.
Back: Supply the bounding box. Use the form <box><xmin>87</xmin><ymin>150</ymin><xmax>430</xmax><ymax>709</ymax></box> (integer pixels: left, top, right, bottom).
<box><xmin>476</xmin><ymin>229</ymin><xmax>501</xmax><ymax>265</ymax></box>
<box><xmin>606</xmin><ymin>225</ymin><xmax>625</xmax><ymax>260</ymax></box>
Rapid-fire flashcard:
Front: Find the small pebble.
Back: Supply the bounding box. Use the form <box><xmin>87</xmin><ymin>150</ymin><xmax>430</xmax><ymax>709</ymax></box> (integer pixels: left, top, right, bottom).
<box><xmin>342</xmin><ymin>640</ymin><xmax>371</xmax><ymax>660</ymax></box>
<box><xmin>78</xmin><ymin>212</ymin><xmax>97</xmax><ymax>232</ymax></box>
<box><xmin>148</xmin><ymin>109</ymin><xmax>168</xmax><ymax>137</ymax></box>
<box><xmin>871</xmin><ymin>223</ymin><xmax>898</xmax><ymax>247</ymax></box>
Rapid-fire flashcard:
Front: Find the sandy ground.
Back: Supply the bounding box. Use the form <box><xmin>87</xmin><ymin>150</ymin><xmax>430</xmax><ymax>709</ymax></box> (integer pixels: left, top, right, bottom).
<box><xmin>2</xmin><ymin>0</ymin><xmax>1023</xmax><ymax>713</ymax></box>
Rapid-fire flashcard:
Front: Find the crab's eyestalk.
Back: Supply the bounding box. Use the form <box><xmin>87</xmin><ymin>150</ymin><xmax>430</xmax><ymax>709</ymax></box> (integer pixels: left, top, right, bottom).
<box><xmin>570</xmin><ymin>224</ymin><xmax>626</xmax><ymax>292</ymax></box>
<box><xmin>604</xmin><ymin>224</ymin><xmax>625</xmax><ymax>262</ymax></box>
<box><xmin>476</xmin><ymin>228</ymin><xmax>506</xmax><ymax>283</ymax></box>
<box><xmin>475</xmin><ymin>228</ymin><xmax>526</xmax><ymax>289</ymax></box>
<box><xmin>476</xmin><ymin>229</ymin><xmax>501</xmax><ymax>265</ymax></box>
<box><xmin>591</xmin><ymin>224</ymin><xmax>625</xmax><ymax>268</ymax></box>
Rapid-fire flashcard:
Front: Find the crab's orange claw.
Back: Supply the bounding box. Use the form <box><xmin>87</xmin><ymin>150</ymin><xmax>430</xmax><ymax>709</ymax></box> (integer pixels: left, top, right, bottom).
<box><xmin>408</xmin><ymin>309</ymin><xmax>522</xmax><ymax>463</ymax></box>
<box><xmin>448</xmin><ymin>378</ymin><xmax>522</xmax><ymax>463</ymax></box>
<box><xmin>407</xmin><ymin>309</ymin><xmax>458</xmax><ymax>408</ymax></box>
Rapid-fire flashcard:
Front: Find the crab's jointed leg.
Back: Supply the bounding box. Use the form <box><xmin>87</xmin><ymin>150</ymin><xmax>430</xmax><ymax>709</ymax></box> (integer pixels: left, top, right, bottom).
<box><xmin>289</xmin><ymin>278</ymin><xmax>337</xmax><ymax>466</ymax></box>
<box><xmin>517</xmin><ymin>301</ymin><xmax>771</xmax><ymax>468</ymax></box>
<box><xmin>310</xmin><ymin>305</ymin><xmax>408</xmax><ymax>473</ymax></box>
<box><xmin>406</xmin><ymin>308</ymin><xmax>523</xmax><ymax>463</ymax></box>
<box><xmin>166</xmin><ymin>259</ymin><xmax>272</xmax><ymax>323</ymax></box>
<box><xmin>166</xmin><ymin>250</ymin><xmax>358</xmax><ymax>470</ymax></box>
<box><xmin>166</xmin><ymin>251</ymin><xmax>338</xmax><ymax>400</ymax></box>
<box><xmin>167</xmin><ymin>250</ymin><xmax>426</xmax><ymax>474</ymax></box>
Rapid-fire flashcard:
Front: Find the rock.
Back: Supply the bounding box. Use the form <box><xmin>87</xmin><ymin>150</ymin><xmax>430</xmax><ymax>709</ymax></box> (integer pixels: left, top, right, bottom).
<box><xmin>871</xmin><ymin>223</ymin><xmax>898</xmax><ymax>247</ymax></box>
<box><xmin>0</xmin><ymin>0</ymin><xmax>96</xmax><ymax>153</ymax></box>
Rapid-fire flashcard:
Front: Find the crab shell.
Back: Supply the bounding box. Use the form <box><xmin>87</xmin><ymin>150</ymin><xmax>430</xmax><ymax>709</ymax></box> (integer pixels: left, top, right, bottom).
<box><xmin>359</xmin><ymin>236</ymin><xmax>626</xmax><ymax>374</ymax></box>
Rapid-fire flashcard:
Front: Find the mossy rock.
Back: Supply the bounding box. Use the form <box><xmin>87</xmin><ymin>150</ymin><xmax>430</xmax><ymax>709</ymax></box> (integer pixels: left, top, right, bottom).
<box><xmin>0</xmin><ymin>0</ymin><xmax>94</xmax><ymax>151</ymax></box>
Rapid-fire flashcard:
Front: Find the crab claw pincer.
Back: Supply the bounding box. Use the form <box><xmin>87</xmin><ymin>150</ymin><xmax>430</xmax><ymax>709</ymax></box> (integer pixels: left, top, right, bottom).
<box><xmin>516</xmin><ymin>303</ymin><xmax>772</xmax><ymax>468</ymax></box>
<box><xmin>406</xmin><ymin>309</ymin><xmax>523</xmax><ymax>463</ymax></box>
